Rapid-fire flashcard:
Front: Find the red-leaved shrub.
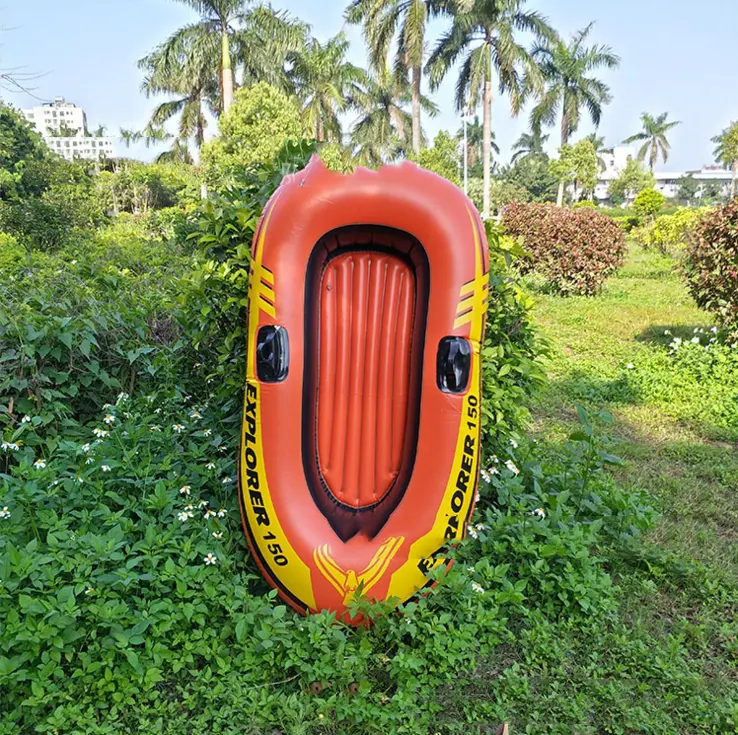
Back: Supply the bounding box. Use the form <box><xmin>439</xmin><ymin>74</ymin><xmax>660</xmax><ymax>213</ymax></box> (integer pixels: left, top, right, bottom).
<box><xmin>502</xmin><ymin>202</ymin><xmax>627</xmax><ymax>295</ymax></box>
<box><xmin>683</xmin><ymin>198</ymin><xmax>738</xmax><ymax>337</ymax></box>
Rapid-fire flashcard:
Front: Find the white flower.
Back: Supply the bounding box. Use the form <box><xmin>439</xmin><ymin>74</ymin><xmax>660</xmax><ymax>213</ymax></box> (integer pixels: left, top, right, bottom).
<box><xmin>222</xmin><ymin>477</ymin><xmax>232</xmax><ymax>484</ymax></box>
<box><xmin>471</xmin><ymin>582</ymin><xmax>484</xmax><ymax>594</ymax></box>
<box><xmin>204</xmin><ymin>553</ymin><xmax>217</xmax><ymax>566</ymax></box>
<box><xmin>21</xmin><ymin>415</ymin><xmax>31</xmax><ymax>424</ymax></box>
<box><xmin>71</xmin><ymin>259</ymin><xmax>77</xmax><ymax>265</ymax></box>
<box><xmin>184</xmin><ymin>504</ymin><xmax>194</xmax><ymax>511</ymax></box>
<box><xmin>509</xmin><ymin>438</ymin><xmax>518</xmax><ymax>449</ymax></box>
<box><xmin>172</xmin><ymin>424</ymin><xmax>185</xmax><ymax>433</ymax></box>
<box><xmin>212</xmin><ymin>531</ymin><xmax>223</xmax><ymax>539</ymax></box>
<box><xmin>177</xmin><ymin>511</ymin><xmax>193</xmax><ymax>522</ymax></box>
<box><xmin>505</xmin><ymin>459</ymin><xmax>520</xmax><ymax>475</ymax></box>
<box><xmin>474</xmin><ymin>523</ymin><xmax>487</xmax><ymax>532</ymax></box>
<box><xmin>82</xmin><ymin>443</ymin><xmax>91</xmax><ymax>453</ymax></box>
<box><xmin>625</xmin><ymin>363</ymin><xmax>635</xmax><ymax>370</ymax></box>
<box><xmin>101</xmin><ymin>465</ymin><xmax>111</xmax><ymax>472</ymax></box>
<box><xmin>1</xmin><ymin>442</ymin><xmax>19</xmax><ymax>452</ymax></box>
<box><xmin>206</xmin><ymin>462</ymin><xmax>216</xmax><ymax>470</ymax></box>
<box><xmin>77</xmin><ymin>475</ymin><xmax>84</xmax><ymax>483</ymax></box>
<box><xmin>33</xmin><ymin>459</ymin><xmax>46</xmax><ymax>469</ymax></box>
<box><xmin>116</xmin><ymin>392</ymin><xmax>129</xmax><ymax>404</ymax></box>
<box><xmin>204</xmin><ymin>509</ymin><xmax>216</xmax><ymax>518</ymax></box>
<box><xmin>490</xmin><ymin>454</ymin><xmax>499</xmax><ymax>464</ymax></box>
<box><xmin>0</xmin><ymin>507</ymin><xmax>10</xmax><ymax>519</ymax></box>
<box><xmin>467</xmin><ymin>566</ymin><xmax>475</xmax><ymax>573</ymax></box>
<box><xmin>154</xmin><ymin>408</ymin><xmax>162</xmax><ymax>414</ymax></box>
<box><xmin>198</xmin><ymin>500</ymin><xmax>208</xmax><ymax>508</ymax></box>
<box><xmin>85</xmin><ymin>587</ymin><xmax>94</xmax><ymax>595</ymax></box>
<box><xmin>86</xmin><ymin>457</ymin><xmax>95</xmax><ymax>465</ymax></box>
<box><xmin>664</xmin><ymin>329</ymin><xmax>671</xmax><ymax>336</ymax></box>
<box><xmin>467</xmin><ymin>525</ymin><xmax>479</xmax><ymax>540</ymax></box>
<box><xmin>217</xmin><ymin>508</ymin><xmax>227</xmax><ymax>518</ymax></box>
<box><xmin>475</xmin><ymin>491</ymin><xmax>481</xmax><ymax>502</ymax></box>
<box><xmin>693</xmin><ymin>328</ymin><xmax>699</xmax><ymax>333</ymax></box>
<box><xmin>481</xmin><ymin>469</ymin><xmax>492</xmax><ymax>483</ymax></box>
<box><xmin>532</xmin><ymin>507</ymin><xmax>546</xmax><ymax>519</ymax></box>
<box><xmin>190</xmin><ymin>410</ymin><xmax>202</xmax><ymax>420</ymax></box>
<box><xmin>691</xmin><ymin>337</ymin><xmax>700</xmax><ymax>344</ymax></box>
<box><xmin>203</xmin><ymin>429</ymin><xmax>212</xmax><ymax>437</ymax></box>
<box><xmin>102</xmin><ymin>403</ymin><xmax>113</xmax><ymax>410</ymax></box>
<box><xmin>149</xmin><ymin>425</ymin><xmax>161</xmax><ymax>432</ymax></box>
<box><xmin>103</xmin><ymin>414</ymin><xmax>115</xmax><ymax>425</ymax></box>
<box><xmin>179</xmin><ymin>485</ymin><xmax>191</xmax><ymax>495</ymax></box>
<box><xmin>92</xmin><ymin>428</ymin><xmax>110</xmax><ymax>438</ymax></box>
<box><xmin>710</xmin><ymin>326</ymin><xmax>718</xmax><ymax>333</ymax></box>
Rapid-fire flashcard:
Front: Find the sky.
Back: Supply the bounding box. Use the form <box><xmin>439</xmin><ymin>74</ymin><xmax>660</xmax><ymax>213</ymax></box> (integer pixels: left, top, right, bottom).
<box><xmin>1</xmin><ymin>0</ymin><xmax>736</xmax><ymax>171</ymax></box>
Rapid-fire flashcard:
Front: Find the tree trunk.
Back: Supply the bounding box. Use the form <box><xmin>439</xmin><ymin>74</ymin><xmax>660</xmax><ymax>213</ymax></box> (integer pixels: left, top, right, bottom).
<box><xmin>316</xmin><ymin>115</ymin><xmax>324</xmax><ymax>142</ymax></box>
<box><xmin>222</xmin><ymin>31</ymin><xmax>234</xmax><ymax>114</ymax></box>
<box><xmin>411</xmin><ymin>65</ymin><xmax>421</xmax><ymax>154</ymax></box>
<box><xmin>482</xmin><ymin>79</ymin><xmax>492</xmax><ymax>218</ymax></box>
<box><xmin>732</xmin><ymin>160</ymin><xmax>737</xmax><ymax>199</ymax></box>
<box><xmin>556</xmin><ymin>112</ymin><xmax>568</xmax><ymax>207</ymax></box>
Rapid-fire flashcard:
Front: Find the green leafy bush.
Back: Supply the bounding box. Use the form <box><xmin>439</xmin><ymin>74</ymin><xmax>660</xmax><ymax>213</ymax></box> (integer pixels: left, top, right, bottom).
<box><xmin>502</xmin><ymin>202</ymin><xmax>627</xmax><ymax>295</ymax></box>
<box><xmin>633</xmin><ymin>206</ymin><xmax>711</xmax><ymax>256</ymax></box>
<box><xmin>683</xmin><ymin>198</ymin><xmax>738</xmax><ymax>337</ymax></box>
<box><xmin>572</xmin><ymin>199</ymin><xmax>595</xmax><ymax>209</ymax></box>
<box><xmin>633</xmin><ymin>187</ymin><xmax>666</xmax><ymax>220</ymax></box>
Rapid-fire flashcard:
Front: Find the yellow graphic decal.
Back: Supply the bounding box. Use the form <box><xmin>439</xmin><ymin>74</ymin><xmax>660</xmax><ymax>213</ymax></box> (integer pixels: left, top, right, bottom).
<box><xmin>241</xmin><ymin>195</ymin><xmax>316</xmax><ymax>611</ymax></box>
<box><xmin>314</xmin><ymin>537</ymin><xmax>405</xmax><ymax>604</ymax></box>
<box><xmin>388</xmin><ymin>207</ymin><xmax>488</xmax><ymax>601</ymax></box>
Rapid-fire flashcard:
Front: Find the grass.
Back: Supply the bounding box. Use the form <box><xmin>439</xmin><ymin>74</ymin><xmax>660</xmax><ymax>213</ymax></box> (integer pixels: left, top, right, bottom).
<box><xmin>531</xmin><ymin>245</ymin><xmax>738</xmax><ymax>577</ymax></box>
<box><xmin>483</xmin><ymin>243</ymin><xmax>738</xmax><ymax>733</ymax></box>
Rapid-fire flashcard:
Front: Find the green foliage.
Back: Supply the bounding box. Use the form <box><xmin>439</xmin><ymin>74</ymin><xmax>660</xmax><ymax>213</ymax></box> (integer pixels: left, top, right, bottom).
<box><xmin>502</xmin><ymin>202</ymin><xmax>627</xmax><ymax>295</ymax></box>
<box><xmin>632</xmin><ymin>186</ymin><xmax>666</xmax><ymax>220</ymax></box>
<box><xmin>0</xmin><ymin>104</ymin><xmax>48</xmax><ymax>200</ymax></box>
<box><xmin>549</xmin><ymin>139</ymin><xmax>598</xmax><ymax>200</ymax></box>
<box><xmin>607</xmin><ymin>157</ymin><xmax>655</xmax><ymax>203</ymax></box>
<box><xmin>572</xmin><ymin>199</ymin><xmax>595</xmax><ymax>209</ymax></box>
<box><xmin>683</xmin><ymin>198</ymin><xmax>738</xmax><ymax>338</ymax></box>
<box><xmin>201</xmin><ymin>83</ymin><xmax>305</xmax><ymax>188</ymax></box>
<box><xmin>468</xmin><ymin>177</ymin><xmax>529</xmax><ymax>215</ymax></box>
<box><xmin>632</xmin><ymin>206</ymin><xmax>711</xmax><ymax>256</ymax></box>
<box><xmin>503</xmin><ymin>153</ymin><xmax>558</xmax><ymax>203</ymax></box>
<box><xmin>408</xmin><ymin>130</ymin><xmax>461</xmax><ymax>187</ymax></box>
<box><xmin>711</xmin><ymin>121</ymin><xmax>738</xmax><ymax>174</ymax></box>
<box><xmin>677</xmin><ymin>173</ymin><xmax>700</xmax><ymax>204</ymax></box>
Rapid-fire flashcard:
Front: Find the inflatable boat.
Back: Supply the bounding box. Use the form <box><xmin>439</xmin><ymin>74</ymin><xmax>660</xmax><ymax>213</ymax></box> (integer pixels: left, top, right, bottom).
<box><xmin>238</xmin><ymin>158</ymin><xmax>489</xmax><ymax>619</ymax></box>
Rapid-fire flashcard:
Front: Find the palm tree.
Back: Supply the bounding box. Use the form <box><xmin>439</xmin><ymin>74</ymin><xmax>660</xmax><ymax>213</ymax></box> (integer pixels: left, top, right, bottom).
<box><xmin>456</xmin><ymin>115</ymin><xmax>498</xmax><ymax>176</ymax></box>
<box><xmin>712</xmin><ymin>121</ymin><xmax>738</xmax><ymax>199</ymax></box>
<box><xmin>530</xmin><ymin>22</ymin><xmax>619</xmax><ymax>205</ymax></box>
<box><xmin>427</xmin><ymin>0</ymin><xmax>555</xmax><ymax>218</ymax></box>
<box><xmin>287</xmin><ymin>34</ymin><xmax>367</xmax><ymax>143</ymax></box>
<box><xmin>585</xmin><ymin>132</ymin><xmax>611</xmax><ymax>171</ymax></box>
<box><xmin>351</xmin><ymin>65</ymin><xmax>437</xmax><ymax>165</ymax></box>
<box><xmin>623</xmin><ymin>112</ymin><xmax>681</xmax><ymax>171</ymax></box>
<box><xmin>346</xmin><ymin>0</ymin><xmax>436</xmax><ymax>154</ymax></box>
<box><xmin>510</xmin><ymin>125</ymin><xmax>549</xmax><ymax>163</ymax></box>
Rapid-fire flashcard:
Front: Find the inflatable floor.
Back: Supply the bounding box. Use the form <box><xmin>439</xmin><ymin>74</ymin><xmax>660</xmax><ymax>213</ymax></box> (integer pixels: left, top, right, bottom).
<box><xmin>238</xmin><ymin>158</ymin><xmax>489</xmax><ymax>620</ymax></box>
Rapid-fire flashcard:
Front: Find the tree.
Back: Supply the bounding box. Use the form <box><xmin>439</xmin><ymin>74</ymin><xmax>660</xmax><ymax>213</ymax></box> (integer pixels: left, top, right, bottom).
<box><xmin>607</xmin><ymin>156</ymin><xmax>654</xmax><ymax>203</ymax></box>
<box><xmin>531</xmin><ymin>23</ymin><xmax>618</xmax><ymax>205</ymax></box>
<box><xmin>346</xmin><ymin>0</ymin><xmax>435</xmax><ymax>154</ymax></box>
<box><xmin>584</xmin><ymin>132</ymin><xmax>611</xmax><ymax>171</ymax></box>
<box><xmin>510</xmin><ymin>126</ymin><xmax>549</xmax><ymax>163</ymax></box>
<box><xmin>200</xmin><ymin>82</ymin><xmax>305</xmax><ymax>186</ymax></box>
<box><xmin>633</xmin><ymin>187</ymin><xmax>665</xmax><ymax>220</ymax></box>
<box><xmin>549</xmin><ymin>139</ymin><xmax>598</xmax><ymax>204</ymax></box>
<box><xmin>712</xmin><ymin>121</ymin><xmax>738</xmax><ymax>199</ymax></box>
<box><xmin>623</xmin><ymin>112</ymin><xmax>680</xmax><ymax>171</ymax></box>
<box><xmin>287</xmin><ymin>34</ymin><xmax>366</xmax><ymax>142</ymax></box>
<box><xmin>408</xmin><ymin>130</ymin><xmax>461</xmax><ymax>186</ymax></box>
<box><xmin>503</xmin><ymin>153</ymin><xmax>558</xmax><ymax>202</ymax></box>
<box><xmin>351</xmin><ymin>65</ymin><xmax>437</xmax><ymax>166</ymax></box>
<box><xmin>456</xmin><ymin>115</ymin><xmax>498</xmax><ymax>178</ymax></box>
<box><xmin>427</xmin><ymin>0</ymin><xmax>555</xmax><ymax>218</ymax></box>
<box><xmin>676</xmin><ymin>174</ymin><xmax>700</xmax><ymax>205</ymax></box>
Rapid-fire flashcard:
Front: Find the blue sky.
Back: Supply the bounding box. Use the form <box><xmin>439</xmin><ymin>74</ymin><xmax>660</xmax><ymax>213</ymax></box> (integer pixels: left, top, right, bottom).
<box><xmin>2</xmin><ymin>0</ymin><xmax>735</xmax><ymax>171</ymax></box>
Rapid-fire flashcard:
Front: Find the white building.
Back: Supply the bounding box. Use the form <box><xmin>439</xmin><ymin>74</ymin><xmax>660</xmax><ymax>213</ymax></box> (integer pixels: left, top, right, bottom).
<box><xmin>21</xmin><ymin>97</ymin><xmax>115</xmax><ymax>161</ymax></box>
<box><xmin>594</xmin><ymin>146</ymin><xmax>732</xmax><ymax>202</ymax></box>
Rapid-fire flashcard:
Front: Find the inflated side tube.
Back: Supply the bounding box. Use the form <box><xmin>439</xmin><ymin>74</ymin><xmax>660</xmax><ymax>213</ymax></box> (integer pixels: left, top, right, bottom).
<box><xmin>238</xmin><ymin>158</ymin><xmax>489</xmax><ymax>620</ymax></box>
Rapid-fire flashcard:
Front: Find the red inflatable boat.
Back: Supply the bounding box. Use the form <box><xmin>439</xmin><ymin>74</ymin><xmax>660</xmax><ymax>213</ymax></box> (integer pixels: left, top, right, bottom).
<box><xmin>238</xmin><ymin>158</ymin><xmax>489</xmax><ymax>619</ymax></box>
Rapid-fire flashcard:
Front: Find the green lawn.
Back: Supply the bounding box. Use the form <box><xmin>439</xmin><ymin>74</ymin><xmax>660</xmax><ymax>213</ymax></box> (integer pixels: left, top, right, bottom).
<box><xmin>474</xmin><ymin>245</ymin><xmax>738</xmax><ymax>733</ymax></box>
<box><xmin>531</xmin><ymin>245</ymin><xmax>738</xmax><ymax>577</ymax></box>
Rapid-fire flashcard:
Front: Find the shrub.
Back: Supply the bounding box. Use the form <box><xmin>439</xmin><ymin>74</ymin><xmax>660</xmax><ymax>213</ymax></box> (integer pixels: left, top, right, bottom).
<box><xmin>502</xmin><ymin>201</ymin><xmax>627</xmax><ymax>295</ymax></box>
<box><xmin>633</xmin><ymin>206</ymin><xmax>711</xmax><ymax>256</ymax></box>
<box><xmin>572</xmin><ymin>200</ymin><xmax>595</xmax><ymax>209</ymax></box>
<box><xmin>633</xmin><ymin>187</ymin><xmax>666</xmax><ymax>220</ymax></box>
<box><xmin>683</xmin><ymin>198</ymin><xmax>738</xmax><ymax>337</ymax></box>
